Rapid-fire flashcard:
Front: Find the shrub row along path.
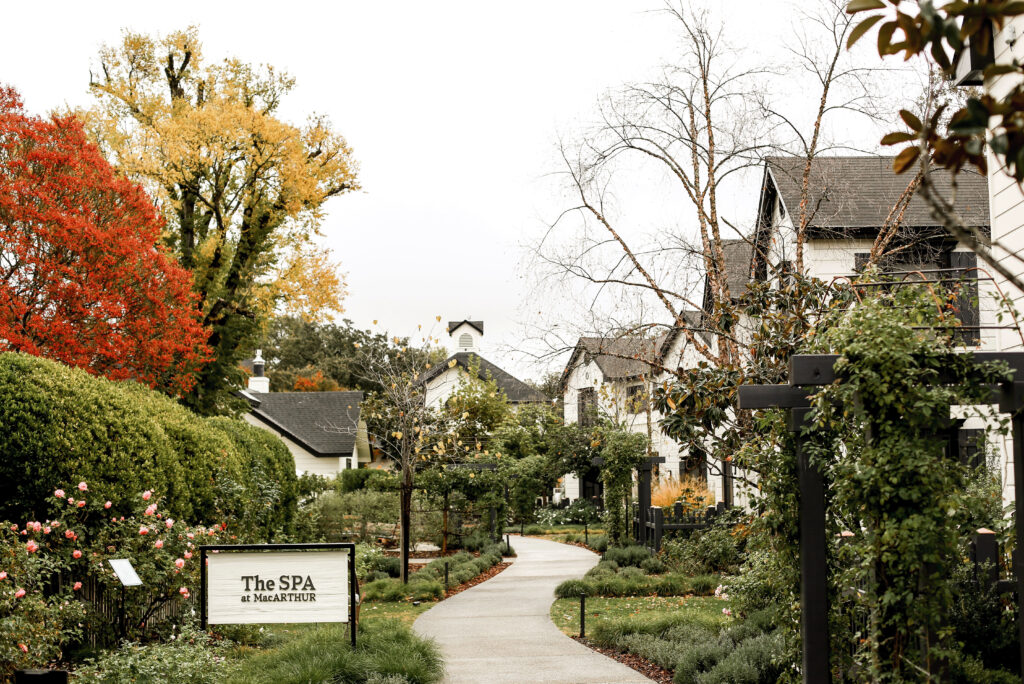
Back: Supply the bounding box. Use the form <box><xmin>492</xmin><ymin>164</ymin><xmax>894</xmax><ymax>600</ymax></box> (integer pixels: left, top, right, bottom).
<box><xmin>413</xmin><ymin>535</ymin><xmax>652</xmax><ymax>683</ymax></box>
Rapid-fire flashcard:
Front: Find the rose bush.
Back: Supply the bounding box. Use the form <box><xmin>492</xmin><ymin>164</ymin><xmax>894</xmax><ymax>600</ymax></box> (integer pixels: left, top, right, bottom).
<box><xmin>1</xmin><ymin>480</ymin><xmax>234</xmax><ymax>670</ymax></box>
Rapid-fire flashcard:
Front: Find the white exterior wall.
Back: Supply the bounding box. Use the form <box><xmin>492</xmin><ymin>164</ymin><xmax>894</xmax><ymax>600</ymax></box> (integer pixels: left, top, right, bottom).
<box><xmin>985</xmin><ymin>16</ymin><xmax>1024</xmax><ymax>505</ymax></box>
<box><xmin>242</xmin><ymin>414</ymin><xmax>354</xmax><ymax>476</ymax></box>
<box><xmin>424</xmin><ymin>366</ymin><xmax>463</xmax><ymax>411</ymax></box>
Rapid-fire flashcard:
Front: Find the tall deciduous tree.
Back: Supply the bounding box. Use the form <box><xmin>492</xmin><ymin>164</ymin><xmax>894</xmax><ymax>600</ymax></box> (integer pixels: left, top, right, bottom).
<box><xmin>0</xmin><ymin>85</ymin><xmax>208</xmax><ymax>395</ymax></box>
<box><xmin>85</xmin><ymin>27</ymin><xmax>359</xmax><ymax>413</ymax></box>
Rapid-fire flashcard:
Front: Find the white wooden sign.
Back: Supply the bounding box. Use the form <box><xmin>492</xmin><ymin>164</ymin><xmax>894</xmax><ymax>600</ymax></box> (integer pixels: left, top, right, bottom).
<box><xmin>205</xmin><ymin>549</ymin><xmax>350</xmax><ymax>624</ymax></box>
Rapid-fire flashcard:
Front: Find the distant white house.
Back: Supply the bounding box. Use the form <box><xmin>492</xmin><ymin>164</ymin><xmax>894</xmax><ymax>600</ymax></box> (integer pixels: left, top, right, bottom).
<box><xmin>419</xmin><ymin>320</ymin><xmax>547</xmax><ymax>410</ymax></box>
<box><xmin>240</xmin><ymin>351</ymin><xmax>372</xmax><ymax>477</ymax></box>
<box><xmin>560</xmin><ymin>155</ymin><xmax>996</xmax><ymax>508</ymax></box>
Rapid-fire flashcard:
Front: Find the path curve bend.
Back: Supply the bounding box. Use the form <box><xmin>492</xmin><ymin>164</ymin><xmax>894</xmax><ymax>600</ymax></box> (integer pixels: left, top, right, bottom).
<box><xmin>413</xmin><ymin>534</ymin><xmax>652</xmax><ymax>684</ymax></box>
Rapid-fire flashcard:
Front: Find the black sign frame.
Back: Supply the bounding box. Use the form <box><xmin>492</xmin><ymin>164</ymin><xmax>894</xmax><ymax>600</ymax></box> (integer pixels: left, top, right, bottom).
<box><xmin>198</xmin><ymin>542</ymin><xmax>358</xmax><ymax>647</ymax></box>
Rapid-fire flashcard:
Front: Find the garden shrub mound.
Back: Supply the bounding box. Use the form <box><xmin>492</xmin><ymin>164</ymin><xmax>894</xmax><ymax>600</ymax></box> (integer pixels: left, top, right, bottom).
<box><xmin>362</xmin><ymin>542</ymin><xmax>511</xmax><ymax>602</ymax></box>
<box><xmin>555</xmin><ymin>545</ymin><xmax>717</xmax><ymax>599</ymax></box>
<box><xmin>0</xmin><ymin>353</ymin><xmax>298</xmax><ymax>529</ymax></box>
<box><xmin>590</xmin><ymin>610</ymin><xmax>784</xmax><ymax>684</ymax></box>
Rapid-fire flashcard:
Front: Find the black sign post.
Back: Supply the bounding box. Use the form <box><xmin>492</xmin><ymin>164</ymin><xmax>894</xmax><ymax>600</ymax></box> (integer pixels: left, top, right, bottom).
<box><xmin>199</xmin><ymin>542</ymin><xmax>358</xmax><ymax>648</ymax></box>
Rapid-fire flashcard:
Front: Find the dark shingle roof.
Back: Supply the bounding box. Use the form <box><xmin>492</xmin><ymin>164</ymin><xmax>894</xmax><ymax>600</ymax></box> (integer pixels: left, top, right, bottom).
<box><xmin>448</xmin><ymin>320</ymin><xmax>484</xmax><ymax>335</ymax></box>
<box><xmin>575</xmin><ymin>336</ymin><xmax>667</xmax><ymax>380</ymax></box>
<box><xmin>247</xmin><ymin>391</ymin><xmax>363</xmax><ymax>456</ymax></box>
<box><xmin>419</xmin><ymin>352</ymin><xmax>546</xmax><ymax>404</ymax></box>
<box><xmin>765</xmin><ymin>156</ymin><xmax>990</xmax><ymax>231</ymax></box>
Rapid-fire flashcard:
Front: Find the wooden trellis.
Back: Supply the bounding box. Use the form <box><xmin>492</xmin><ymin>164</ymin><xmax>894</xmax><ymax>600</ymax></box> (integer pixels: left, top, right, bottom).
<box><xmin>737</xmin><ymin>352</ymin><xmax>1024</xmax><ymax>683</ymax></box>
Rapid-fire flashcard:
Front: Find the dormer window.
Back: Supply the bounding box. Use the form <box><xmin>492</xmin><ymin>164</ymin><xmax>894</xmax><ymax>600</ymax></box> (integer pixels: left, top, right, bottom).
<box><xmin>459</xmin><ymin>333</ymin><xmax>473</xmax><ymax>348</ymax></box>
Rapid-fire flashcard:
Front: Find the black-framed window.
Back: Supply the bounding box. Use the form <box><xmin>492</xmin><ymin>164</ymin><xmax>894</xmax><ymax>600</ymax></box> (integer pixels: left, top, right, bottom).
<box><xmin>578</xmin><ymin>387</ymin><xmax>597</xmax><ymax>427</ymax></box>
<box><xmin>853</xmin><ymin>250</ymin><xmax>979</xmax><ymax>345</ymax></box>
<box><xmin>626</xmin><ymin>384</ymin><xmax>646</xmax><ymax>414</ymax></box>
<box><xmin>958</xmin><ymin>428</ymin><xmax>986</xmax><ymax>469</ymax></box>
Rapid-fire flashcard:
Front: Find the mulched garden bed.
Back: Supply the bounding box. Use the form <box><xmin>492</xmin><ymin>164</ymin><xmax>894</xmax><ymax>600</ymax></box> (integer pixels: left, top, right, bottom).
<box><xmin>573</xmin><ymin>636</ymin><xmax>673</xmax><ymax>684</ymax></box>
<box><xmin>443</xmin><ymin>562</ymin><xmax>512</xmax><ymax>598</ymax></box>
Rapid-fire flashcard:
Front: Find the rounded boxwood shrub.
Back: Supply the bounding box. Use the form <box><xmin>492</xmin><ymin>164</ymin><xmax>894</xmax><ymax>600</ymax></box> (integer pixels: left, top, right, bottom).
<box><xmin>0</xmin><ymin>353</ymin><xmax>297</xmax><ymax>533</ymax></box>
<box><xmin>603</xmin><ymin>545</ymin><xmax>649</xmax><ymax>567</ymax></box>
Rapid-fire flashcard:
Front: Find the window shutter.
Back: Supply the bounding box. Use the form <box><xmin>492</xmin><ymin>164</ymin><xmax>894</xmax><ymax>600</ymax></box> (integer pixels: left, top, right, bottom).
<box><xmin>949</xmin><ymin>252</ymin><xmax>980</xmax><ymax>345</ymax></box>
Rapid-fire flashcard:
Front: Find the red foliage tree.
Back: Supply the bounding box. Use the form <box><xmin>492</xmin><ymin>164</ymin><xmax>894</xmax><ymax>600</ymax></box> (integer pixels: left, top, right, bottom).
<box><xmin>0</xmin><ymin>86</ymin><xmax>209</xmax><ymax>394</ymax></box>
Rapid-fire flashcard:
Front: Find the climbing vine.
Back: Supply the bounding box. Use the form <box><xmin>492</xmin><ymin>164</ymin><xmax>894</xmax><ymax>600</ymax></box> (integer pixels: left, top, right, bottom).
<box><xmin>807</xmin><ymin>286</ymin><xmax>1012</xmax><ymax>680</ymax></box>
<box><xmin>598</xmin><ymin>429</ymin><xmax>647</xmax><ymax>545</ymax></box>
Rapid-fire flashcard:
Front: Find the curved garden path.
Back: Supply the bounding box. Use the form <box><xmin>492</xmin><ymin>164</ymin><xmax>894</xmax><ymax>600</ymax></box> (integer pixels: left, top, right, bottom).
<box><xmin>413</xmin><ymin>534</ymin><xmax>652</xmax><ymax>683</ymax></box>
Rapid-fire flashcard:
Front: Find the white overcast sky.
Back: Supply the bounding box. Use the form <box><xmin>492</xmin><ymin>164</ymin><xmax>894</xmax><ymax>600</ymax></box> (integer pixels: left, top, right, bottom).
<box><xmin>1</xmin><ymin>1</ymin><xmax>905</xmax><ymax>381</ymax></box>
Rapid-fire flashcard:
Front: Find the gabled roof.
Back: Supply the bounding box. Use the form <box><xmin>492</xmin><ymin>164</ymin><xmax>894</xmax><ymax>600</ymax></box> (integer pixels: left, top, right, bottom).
<box><xmin>244</xmin><ymin>390</ymin><xmax>363</xmax><ymax>456</ymax></box>
<box><xmin>562</xmin><ymin>312</ymin><xmax>707</xmax><ymax>389</ymax></box>
<box><xmin>764</xmin><ymin>156</ymin><xmax>990</xmax><ymax>232</ymax></box>
<box><xmin>448</xmin><ymin>320</ymin><xmax>484</xmax><ymax>335</ymax></box>
<box><xmin>418</xmin><ymin>352</ymin><xmax>546</xmax><ymax>404</ymax></box>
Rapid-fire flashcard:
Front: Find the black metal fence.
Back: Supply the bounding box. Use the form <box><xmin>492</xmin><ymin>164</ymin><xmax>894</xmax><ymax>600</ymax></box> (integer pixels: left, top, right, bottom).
<box><xmin>632</xmin><ymin>501</ymin><xmax>730</xmax><ymax>552</ymax></box>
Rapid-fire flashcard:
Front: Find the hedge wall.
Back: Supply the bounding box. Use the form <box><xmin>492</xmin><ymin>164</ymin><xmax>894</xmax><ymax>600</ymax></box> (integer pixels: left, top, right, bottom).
<box><xmin>0</xmin><ymin>353</ymin><xmax>298</xmax><ymax>535</ymax></box>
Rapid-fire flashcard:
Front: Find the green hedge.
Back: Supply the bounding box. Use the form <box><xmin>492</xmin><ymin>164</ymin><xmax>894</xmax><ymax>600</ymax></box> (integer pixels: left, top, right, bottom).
<box><xmin>554</xmin><ymin>572</ymin><xmax>719</xmax><ymax>598</ymax></box>
<box><xmin>0</xmin><ymin>353</ymin><xmax>298</xmax><ymax>534</ymax></box>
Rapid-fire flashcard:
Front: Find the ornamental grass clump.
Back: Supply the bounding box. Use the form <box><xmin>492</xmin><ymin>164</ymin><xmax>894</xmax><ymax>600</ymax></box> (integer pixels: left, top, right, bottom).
<box><xmin>225</xmin><ymin>620</ymin><xmax>444</xmax><ymax>684</ymax></box>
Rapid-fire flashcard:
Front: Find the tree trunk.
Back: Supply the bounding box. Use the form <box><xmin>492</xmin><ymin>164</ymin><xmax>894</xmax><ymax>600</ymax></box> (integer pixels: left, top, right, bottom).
<box><xmin>442</xmin><ymin>491</ymin><xmax>449</xmax><ymax>557</ymax></box>
<box><xmin>400</xmin><ymin>474</ymin><xmax>412</xmax><ymax>585</ymax></box>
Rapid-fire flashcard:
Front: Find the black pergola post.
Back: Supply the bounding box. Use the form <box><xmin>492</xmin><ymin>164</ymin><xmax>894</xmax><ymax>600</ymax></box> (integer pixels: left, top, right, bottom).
<box><xmin>999</xmin><ymin>378</ymin><xmax>1024</xmax><ymax>674</ymax></box>
<box><xmin>790</xmin><ymin>406</ymin><xmax>830</xmax><ymax>682</ymax></box>
<box><xmin>738</xmin><ymin>383</ymin><xmax>828</xmax><ymax>683</ymax></box>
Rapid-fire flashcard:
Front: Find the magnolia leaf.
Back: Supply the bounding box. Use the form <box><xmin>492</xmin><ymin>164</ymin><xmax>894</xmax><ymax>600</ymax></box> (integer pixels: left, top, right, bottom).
<box><xmin>848</xmin><ymin>15</ymin><xmax>884</xmax><ymax>47</ymax></box>
<box><xmin>880</xmin><ymin>131</ymin><xmax>917</xmax><ymax>145</ymax></box>
<box><xmin>893</xmin><ymin>145</ymin><xmax>920</xmax><ymax>173</ymax></box>
<box><xmin>899</xmin><ymin>110</ymin><xmax>923</xmax><ymax>132</ymax></box>
<box><xmin>846</xmin><ymin>0</ymin><xmax>885</xmax><ymax>12</ymax></box>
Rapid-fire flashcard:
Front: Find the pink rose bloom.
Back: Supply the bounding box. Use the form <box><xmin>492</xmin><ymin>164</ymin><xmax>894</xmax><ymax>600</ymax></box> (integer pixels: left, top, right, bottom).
<box><xmin>25</xmin><ymin>540</ymin><xmax>38</xmax><ymax>553</ymax></box>
<box><xmin>14</xmin><ymin>588</ymin><xmax>25</xmax><ymax>598</ymax></box>
<box><xmin>155</xmin><ymin>540</ymin><xmax>164</xmax><ymax>549</ymax></box>
<box><xmin>8</xmin><ymin>524</ymin><xmax>16</xmax><ymax>531</ymax></box>
<box><xmin>142</xmin><ymin>490</ymin><xmax>152</xmax><ymax>501</ymax></box>
<box><xmin>179</xmin><ymin>586</ymin><xmax>190</xmax><ymax>598</ymax></box>
<box><xmin>174</xmin><ymin>558</ymin><xmax>185</xmax><ymax>569</ymax></box>
<box><xmin>722</xmin><ymin>608</ymin><xmax>732</xmax><ymax>616</ymax></box>
<box><xmin>72</xmin><ymin>550</ymin><xmax>82</xmax><ymax>559</ymax></box>
<box><xmin>54</xmin><ymin>489</ymin><xmax>65</xmax><ymax>499</ymax></box>
<box><xmin>104</xmin><ymin>501</ymin><xmax>112</xmax><ymax>509</ymax></box>
<box><xmin>186</xmin><ymin>533</ymin><xmax>194</xmax><ymax>539</ymax></box>
<box><xmin>138</xmin><ymin>527</ymin><xmax>149</xmax><ymax>536</ymax></box>
<box><xmin>64</xmin><ymin>530</ymin><xmax>74</xmax><ymax>539</ymax></box>
<box><xmin>184</xmin><ymin>551</ymin><xmax>192</xmax><ymax>559</ymax></box>
<box><xmin>165</xmin><ymin>519</ymin><xmax>174</xmax><ymax>529</ymax></box>
<box><xmin>18</xmin><ymin>643</ymin><xmax>27</xmax><ymax>653</ymax></box>
<box><xmin>73</xmin><ymin>582</ymin><xmax>82</xmax><ymax>591</ymax></box>
<box><xmin>67</xmin><ymin>498</ymin><xmax>74</xmax><ymax>504</ymax></box>
<box><xmin>77</xmin><ymin>482</ymin><xmax>87</xmax><ymax>492</ymax></box>
<box><xmin>0</xmin><ymin>571</ymin><xmax>7</xmax><ymax>580</ymax></box>
<box><xmin>43</xmin><ymin>527</ymin><xmax>50</xmax><ymax>535</ymax></box>
<box><xmin>144</xmin><ymin>504</ymin><xmax>157</xmax><ymax>516</ymax></box>
<box><xmin>77</xmin><ymin>501</ymin><xmax>85</xmax><ymax>508</ymax></box>
<box><xmin>51</xmin><ymin>521</ymin><xmax>59</xmax><ymax>528</ymax></box>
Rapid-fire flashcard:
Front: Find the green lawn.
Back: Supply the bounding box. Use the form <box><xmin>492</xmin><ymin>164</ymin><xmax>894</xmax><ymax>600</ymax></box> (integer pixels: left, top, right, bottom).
<box><xmin>360</xmin><ymin>599</ymin><xmax>436</xmax><ymax>626</ymax></box>
<box><xmin>549</xmin><ymin>595</ymin><xmax>732</xmax><ymax>636</ymax></box>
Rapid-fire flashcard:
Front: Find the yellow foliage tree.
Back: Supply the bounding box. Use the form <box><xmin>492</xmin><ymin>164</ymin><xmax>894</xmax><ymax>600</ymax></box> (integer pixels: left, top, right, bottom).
<box><xmin>85</xmin><ymin>27</ymin><xmax>358</xmax><ymax>413</ymax></box>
